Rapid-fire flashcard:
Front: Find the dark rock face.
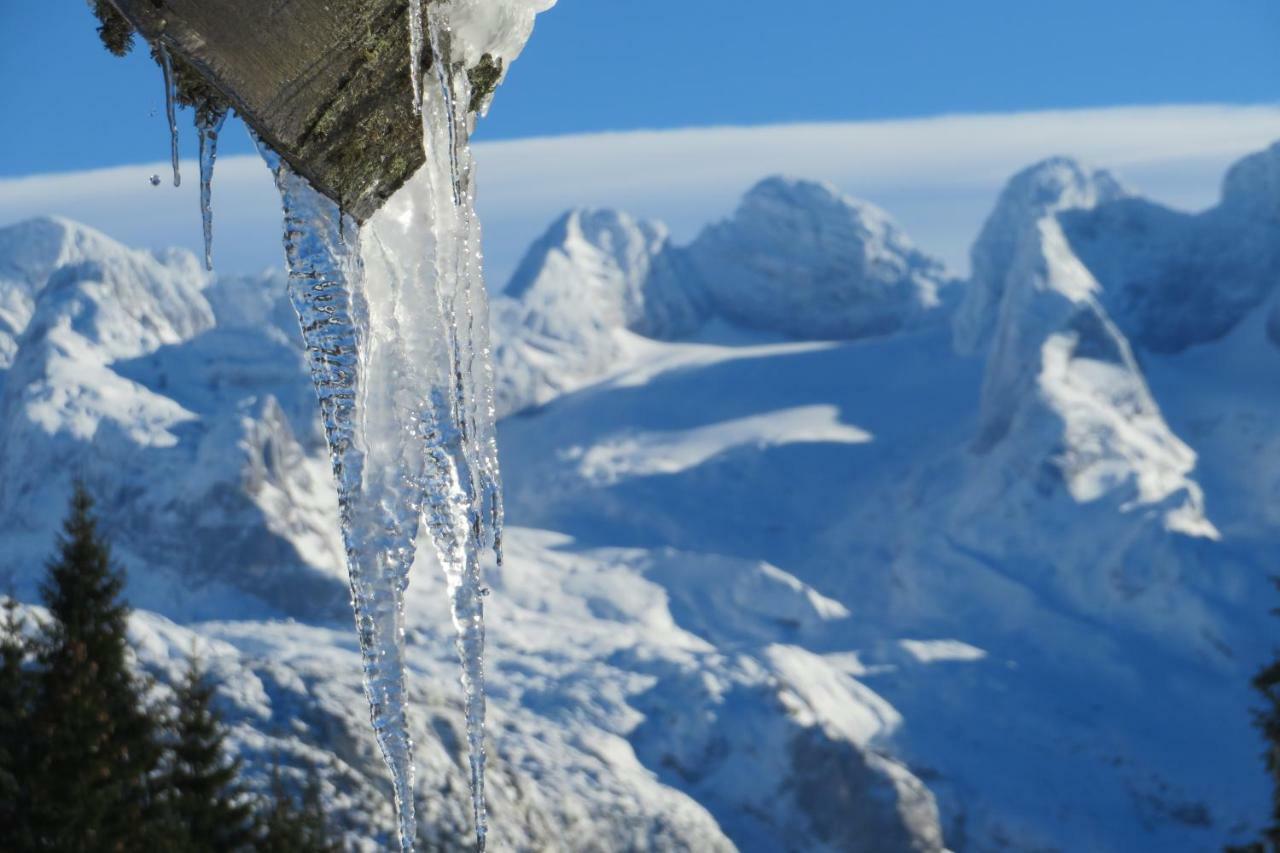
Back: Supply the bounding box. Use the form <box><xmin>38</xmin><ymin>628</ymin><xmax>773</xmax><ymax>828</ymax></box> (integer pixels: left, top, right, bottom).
<box><xmin>791</xmin><ymin>730</ymin><xmax>943</xmax><ymax>853</ymax></box>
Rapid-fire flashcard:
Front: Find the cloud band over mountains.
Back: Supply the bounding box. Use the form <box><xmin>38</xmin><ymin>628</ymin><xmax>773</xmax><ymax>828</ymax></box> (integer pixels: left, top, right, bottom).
<box><xmin>1</xmin><ymin>103</ymin><xmax>1278</xmax><ymax>283</ymax></box>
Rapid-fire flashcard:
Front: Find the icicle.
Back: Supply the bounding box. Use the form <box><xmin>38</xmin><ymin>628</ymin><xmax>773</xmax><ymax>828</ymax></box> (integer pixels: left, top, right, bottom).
<box><xmin>257</xmin><ymin>3</ymin><xmax>544</xmax><ymax>848</ymax></box>
<box><xmin>408</xmin><ymin>0</ymin><xmax>425</xmax><ymax>114</ymax></box>
<box><xmin>158</xmin><ymin>44</ymin><xmax>181</xmax><ymax>188</ymax></box>
<box><xmin>196</xmin><ymin>109</ymin><xmax>228</xmax><ymax>271</ymax></box>
<box><xmin>257</xmin><ymin>138</ymin><xmax>420</xmax><ymax>852</ymax></box>
<box><xmin>419</xmin><ymin>9</ymin><xmax>504</xmax><ymax>847</ymax></box>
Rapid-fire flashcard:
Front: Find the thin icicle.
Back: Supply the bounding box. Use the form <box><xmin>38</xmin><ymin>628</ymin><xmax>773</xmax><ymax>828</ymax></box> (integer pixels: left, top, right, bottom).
<box><xmin>409</xmin><ymin>0</ymin><xmax>426</xmax><ymax>113</ymax></box>
<box><xmin>158</xmin><ymin>44</ymin><xmax>181</xmax><ymax>187</ymax></box>
<box><xmin>196</xmin><ymin>109</ymin><xmax>228</xmax><ymax>271</ymax></box>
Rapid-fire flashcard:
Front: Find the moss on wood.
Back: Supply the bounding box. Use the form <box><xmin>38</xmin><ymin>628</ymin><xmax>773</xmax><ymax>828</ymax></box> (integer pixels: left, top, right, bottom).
<box><xmin>87</xmin><ymin>0</ymin><xmax>502</xmax><ymax>220</ymax></box>
<box><xmin>89</xmin><ymin>0</ymin><xmax>231</xmax><ymax>125</ymax></box>
<box><xmin>91</xmin><ymin>0</ymin><xmax>135</xmax><ymax>56</ymax></box>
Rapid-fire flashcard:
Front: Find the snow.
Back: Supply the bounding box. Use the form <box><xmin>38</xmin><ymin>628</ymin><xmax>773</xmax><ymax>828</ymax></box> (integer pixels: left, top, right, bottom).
<box><xmin>442</xmin><ymin>0</ymin><xmax>558</xmax><ymax>77</ymax></box>
<box><xmin>3</xmin><ymin>138</ymin><xmax>1280</xmax><ymax>851</ymax></box>
<box><xmin>686</xmin><ymin>177</ymin><xmax>957</xmax><ymax>340</ymax></box>
<box><xmin>572</xmin><ymin>405</ymin><xmax>870</xmax><ymax>485</ymax></box>
<box><xmin>953</xmin><ymin>157</ymin><xmax>1127</xmax><ymax>355</ymax></box>
<box><xmin>897</xmin><ymin>640</ymin><xmax>987</xmax><ymax>665</ymax></box>
<box><xmin>1059</xmin><ymin>142</ymin><xmax>1280</xmax><ymax>355</ymax></box>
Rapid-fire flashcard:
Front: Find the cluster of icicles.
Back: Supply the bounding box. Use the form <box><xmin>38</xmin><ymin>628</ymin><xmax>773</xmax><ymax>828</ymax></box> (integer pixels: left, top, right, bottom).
<box><xmin>159</xmin><ymin>5</ymin><xmax>502</xmax><ymax>851</ymax></box>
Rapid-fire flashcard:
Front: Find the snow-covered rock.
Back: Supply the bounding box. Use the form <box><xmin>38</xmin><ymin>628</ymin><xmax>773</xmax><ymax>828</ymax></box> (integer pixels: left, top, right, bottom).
<box><xmin>0</xmin><ymin>216</ymin><xmax>152</xmax><ymax>368</ymax></box>
<box><xmin>1060</xmin><ymin>141</ymin><xmax>1280</xmax><ymax>353</ymax></box>
<box><xmin>687</xmin><ymin>177</ymin><xmax>955</xmax><ymax>340</ymax></box>
<box><xmin>0</xmin><ymin>226</ymin><xmax>342</xmax><ymax>619</ymax></box>
<box><xmin>491</xmin><ymin>179</ymin><xmax>957</xmax><ymax>416</ymax></box>
<box><xmin>953</xmin><ymin>157</ymin><xmax>1128</xmax><ymax>355</ymax></box>
<box><xmin>493</xmin><ymin>208</ymin><xmax>705</xmax><ymax>415</ymax></box>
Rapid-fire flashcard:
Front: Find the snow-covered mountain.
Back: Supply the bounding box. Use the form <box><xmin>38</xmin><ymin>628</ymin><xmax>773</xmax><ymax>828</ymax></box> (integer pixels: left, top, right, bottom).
<box><xmin>3</xmin><ymin>142</ymin><xmax>1280</xmax><ymax>852</ymax></box>
<box><xmin>492</xmin><ymin>177</ymin><xmax>956</xmax><ymax>416</ymax></box>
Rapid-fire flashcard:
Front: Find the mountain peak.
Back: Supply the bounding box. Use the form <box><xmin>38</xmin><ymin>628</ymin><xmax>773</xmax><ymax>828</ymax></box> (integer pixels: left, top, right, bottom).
<box><xmin>0</xmin><ymin>216</ymin><xmax>126</xmax><ymax>290</ymax></box>
<box><xmin>505</xmin><ymin>207</ymin><xmax>667</xmax><ymax>301</ymax></box>
<box><xmin>686</xmin><ymin>175</ymin><xmax>953</xmax><ymax>340</ymax></box>
<box><xmin>952</xmin><ymin>157</ymin><xmax>1128</xmax><ymax>355</ymax></box>
<box><xmin>1221</xmin><ymin>141</ymin><xmax>1280</xmax><ymax>221</ymax></box>
<box><xmin>492</xmin><ymin>205</ymin><xmax>705</xmax><ymax>415</ymax></box>
<box><xmin>742</xmin><ymin>174</ymin><xmax>859</xmax><ymax>207</ymax></box>
<box><xmin>1000</xmin><ymin>157</ymin><xmax>1128</xmax><ymax>213</ymax></box>
<box><xmin>735</xmin><ymin>175</ymin><xmax>912</xmax><ymax>247</ymax></box>
<box><xmin>0</xmin><ymin>217</ymin><xmax>189</xmax><ymax>369</ymax></box>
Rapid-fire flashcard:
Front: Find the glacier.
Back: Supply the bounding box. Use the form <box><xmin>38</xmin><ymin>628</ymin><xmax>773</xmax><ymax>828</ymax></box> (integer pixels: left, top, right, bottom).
<box><xmin>2</xmin><ymin>141</ymin><xmax>1280</xmax><ymax>850</ymax></box>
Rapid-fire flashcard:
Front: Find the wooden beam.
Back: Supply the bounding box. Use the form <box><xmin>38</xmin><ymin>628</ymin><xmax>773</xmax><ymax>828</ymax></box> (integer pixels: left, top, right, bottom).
<box><xmin>109</xmin><ymin>0</ymin><xmax>429</xmax><ymax>221</ymax></box>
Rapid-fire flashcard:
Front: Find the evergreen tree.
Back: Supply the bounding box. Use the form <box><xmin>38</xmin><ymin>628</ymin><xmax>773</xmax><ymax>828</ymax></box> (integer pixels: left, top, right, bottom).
<box><xmin>1242</xmin><ymin>648</ymin><xmax>1280</xmax><ymax>852</ymax></box>
<box><xmin>25</xmin><ymin>483</ymin><xmax>171</xmax><ymax>851</ymax></box>
<box><xmin>0</xmin><ymin>592</ymin><xmax>34</xmax><ymax>843</ymax></box>
<box><xmin>259</xmin><ymin>762</ymin><xmax>342</xmax><ymax>853</ymax></box>
<box><xmin>1231</xmin><ymin>581</ymin><xmax>1280</xmax><ymax>853</ymax></box>
<box><xmin>166</xmin><ymin>652</ymin><xmax>256</xmax><ymax>851</ymax></box>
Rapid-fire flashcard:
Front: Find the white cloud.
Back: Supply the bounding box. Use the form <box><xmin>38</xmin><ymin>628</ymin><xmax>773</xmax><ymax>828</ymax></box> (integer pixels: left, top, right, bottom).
<box><xmin>1</xmin><ymin>104</ymin><xmax>1278</xmax><ymax>282</ymax></box>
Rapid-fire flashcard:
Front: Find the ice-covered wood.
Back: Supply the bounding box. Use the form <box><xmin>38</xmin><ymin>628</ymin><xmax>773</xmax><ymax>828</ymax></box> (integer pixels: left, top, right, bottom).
<box><xmin>107</xmin><ymin>0</ymin><xmax>429</xmax><ymax>221</ymax></box>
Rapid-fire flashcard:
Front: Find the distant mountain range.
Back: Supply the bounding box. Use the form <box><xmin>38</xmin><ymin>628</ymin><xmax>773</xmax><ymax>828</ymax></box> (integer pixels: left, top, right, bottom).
<box><xmin>2</xmin><ymin>141</ymin><xmax>1279</xmax><ymax>852</ymax></box>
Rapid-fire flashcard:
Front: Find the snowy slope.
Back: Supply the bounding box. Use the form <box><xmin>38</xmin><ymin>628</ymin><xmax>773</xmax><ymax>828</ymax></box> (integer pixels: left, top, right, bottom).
<box><xmin>3</xmin><ymin>143</ymin><xmax>1280</xmax><ymax>851</ymax></box>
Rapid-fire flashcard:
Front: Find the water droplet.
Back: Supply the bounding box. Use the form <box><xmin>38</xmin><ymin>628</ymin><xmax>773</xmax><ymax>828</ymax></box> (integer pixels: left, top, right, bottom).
<box><xmin>149</xmin><ymin>174</ymin><xmax>162</xmax><ymax>187</ymax></box>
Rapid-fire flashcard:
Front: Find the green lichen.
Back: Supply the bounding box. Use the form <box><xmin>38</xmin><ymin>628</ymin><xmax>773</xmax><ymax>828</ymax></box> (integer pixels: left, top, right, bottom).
<box><xmin>90</xmin><ymin>0</ymin><xmax>135</xmax><ymax>57</ymax></box>
<box><xmin>467</xmin><ymin>54</ymin><xmax>503</xmax><ymax>114</ymax></box>
<box><xmin>88</xmin><ymin>0</ymin><xmax>231</xmax><ymax>125</ymax></box>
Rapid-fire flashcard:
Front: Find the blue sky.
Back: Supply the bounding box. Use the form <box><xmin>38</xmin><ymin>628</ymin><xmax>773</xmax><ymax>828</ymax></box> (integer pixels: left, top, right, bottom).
<box><xmin>1</xmin><ymin>0</ymin><xmax>1278</xmax><ymax>176</ymax></box>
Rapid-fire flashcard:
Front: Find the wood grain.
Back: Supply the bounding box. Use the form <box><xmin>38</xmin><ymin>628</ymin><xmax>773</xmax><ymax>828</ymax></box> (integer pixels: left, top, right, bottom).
<box><xmin>109</xmin><ymin>0</ymin><xmax>430</xmax><ymax>221</ymax></box>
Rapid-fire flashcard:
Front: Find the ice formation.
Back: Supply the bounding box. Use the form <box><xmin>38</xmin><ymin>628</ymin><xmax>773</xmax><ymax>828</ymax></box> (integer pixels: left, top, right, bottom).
<box><xmin>409</xmin><ymin>0</ymin><xmax>426</xmax><ymax>114</ymax></box>
<box><xmin>257</xmin><ymin>2</ymin><xmax>554</xmax><ymax>849</ymax></box>
<box><xmin>157</xmin><ymin>44</ymin><xmax>181</xmax><ymax>188</ymax></box>
<box><xmin>196</xmin><ymin>110</ymin><xmax>227</xmax><ymax>271</ymax></box>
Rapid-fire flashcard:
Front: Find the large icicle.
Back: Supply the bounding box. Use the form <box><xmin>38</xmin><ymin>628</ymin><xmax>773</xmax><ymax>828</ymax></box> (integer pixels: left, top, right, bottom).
<box><xmin>196</xmin><ymin>109</ymin><xmax>228</xmax><ymax>270</ymax></box>
<box><xmin>260</xmin><ymin>2</ymin><xmax>554</xmax><ymax>849</ymax></box>
<box><xmin>414</xmin><ymin>9</ymin><xmax>509</xmax><ymax>844</ymax></box>
<box><xmin>259</xmin><ymin>143</ymin><xmax>421</xmax><ymax>851</ymax></box>
<box><xmin>158</xmin><ymin>44</ymin><xmax>181</xmax><ymax>188</ymax></box>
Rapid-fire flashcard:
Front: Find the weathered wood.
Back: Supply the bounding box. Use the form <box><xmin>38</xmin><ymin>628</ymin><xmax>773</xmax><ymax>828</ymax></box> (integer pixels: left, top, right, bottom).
<box><xmin>108</xmin><ymin>0</ymin><xmax>430</xmax><ymax>221</ymax></box>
